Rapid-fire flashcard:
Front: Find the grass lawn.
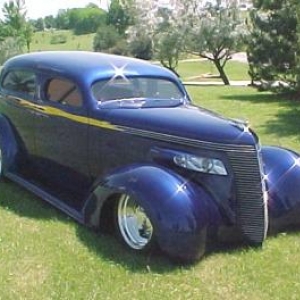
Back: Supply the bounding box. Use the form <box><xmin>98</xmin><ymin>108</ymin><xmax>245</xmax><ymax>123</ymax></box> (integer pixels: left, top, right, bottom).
<box><xmin>31</xmin><ymin>30</ymin><xmax>95</xmax><ymax>52</ymax></box>
<box><xmin>178</xmin><ymin>60</ymin><xmax>250</xmax><ymax>82</ymax></box>
<box><xmin>1</xmin><ymin>87</ymin><xmax>300</xmax><ymax>297</ymax></box>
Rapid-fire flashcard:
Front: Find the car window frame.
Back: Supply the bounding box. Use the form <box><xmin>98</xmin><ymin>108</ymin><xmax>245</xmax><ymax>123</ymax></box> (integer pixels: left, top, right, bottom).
<box><xmin>43</xmin><ymin>76</ymin><xmax>84</xmax><ymax>109</ymax></box>
<box><xmin>0</xmin><ymin>67</ymin><xmax>37</xmax><ymax>101</ymax></box>
<box><xmin>91</xmin><ymin>75</ymin><xmax>187</xmax><ymax>103</ymax></box>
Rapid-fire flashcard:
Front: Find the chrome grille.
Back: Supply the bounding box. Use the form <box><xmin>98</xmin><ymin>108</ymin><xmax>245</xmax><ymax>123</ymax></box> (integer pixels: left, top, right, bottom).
<box><xmin>227</xmin><ymin>149</ymin><xmax>267</xmax><ymax>245</ymax></box>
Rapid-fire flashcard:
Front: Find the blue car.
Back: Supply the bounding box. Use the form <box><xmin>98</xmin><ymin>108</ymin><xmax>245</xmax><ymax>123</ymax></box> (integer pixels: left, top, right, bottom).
<box><xmin>0</xmin><ymin>51</ymin><xmax>299</xmax><ymax>262</ymax></box>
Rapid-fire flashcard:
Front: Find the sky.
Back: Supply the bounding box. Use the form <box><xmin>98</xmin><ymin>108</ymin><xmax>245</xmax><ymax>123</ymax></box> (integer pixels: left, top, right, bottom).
<box><xmin>0</xmin><ymin>0</ymin><xmax>110</xmax><ymax>20</ymax></box>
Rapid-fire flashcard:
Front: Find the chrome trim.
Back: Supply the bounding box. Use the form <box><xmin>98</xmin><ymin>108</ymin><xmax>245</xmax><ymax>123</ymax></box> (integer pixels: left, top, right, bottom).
<box><xmin>117</xmin><ymin>125</ymin><xmax>256</xmax><ymax>152</ymax></box>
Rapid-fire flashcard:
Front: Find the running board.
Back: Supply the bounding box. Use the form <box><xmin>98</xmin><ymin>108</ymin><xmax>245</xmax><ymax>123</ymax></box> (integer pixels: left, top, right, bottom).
<box><xmin>6</xmin><ymin>172</ymin><xmax>84</xmax><ymax>224</ymax></box>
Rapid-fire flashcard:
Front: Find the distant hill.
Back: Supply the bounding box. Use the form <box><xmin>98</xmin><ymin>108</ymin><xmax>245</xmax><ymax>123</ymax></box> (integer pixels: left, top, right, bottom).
<box><xmin>31</xmin><ymin>30</ymin><xmax>95</xmax><ymax>52</ymax></box>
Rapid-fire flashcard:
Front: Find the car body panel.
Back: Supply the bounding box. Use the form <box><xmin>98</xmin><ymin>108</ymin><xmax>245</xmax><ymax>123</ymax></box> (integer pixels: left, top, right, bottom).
<box><xmin>262</xmin><ymin>146</ymin><xmax>300</xmax><ymax>219</ymax></box>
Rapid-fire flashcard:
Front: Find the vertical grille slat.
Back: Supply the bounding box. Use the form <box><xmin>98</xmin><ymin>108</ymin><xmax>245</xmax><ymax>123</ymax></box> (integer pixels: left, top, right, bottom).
<box><xmin>227</xmin><ymin>149</ymin><xmax>267</xmax><ymax>245</ymax></box>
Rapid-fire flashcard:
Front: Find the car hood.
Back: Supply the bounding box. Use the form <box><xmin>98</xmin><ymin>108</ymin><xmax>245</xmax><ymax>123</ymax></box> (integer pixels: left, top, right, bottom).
<box><xmin>101</xmin><ymin>104</ymin><xmax>257</xmax><ymax>146</ymax></box>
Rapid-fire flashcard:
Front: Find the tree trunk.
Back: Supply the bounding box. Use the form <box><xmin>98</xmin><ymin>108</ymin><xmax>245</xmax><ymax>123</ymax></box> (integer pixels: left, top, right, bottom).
<box><xmin>213</xmin><ymin>59</ymin><xmax>230</xmax><ymax>85</ymax></box>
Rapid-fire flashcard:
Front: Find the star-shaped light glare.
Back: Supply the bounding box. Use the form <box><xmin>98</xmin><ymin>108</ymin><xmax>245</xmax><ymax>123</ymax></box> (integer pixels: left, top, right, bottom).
<box><xmin>264</xmin><ymin>152</ymin><xmax>300</xmax><ymax>191</ymax></box>
<box><xmin>293</xmin><ymin>157</ymin><xmax>300</xmax><ymax>168</ymax></box>
<box><xmin>111</xmin><ymin>63</ymin><xmax>129</xmax><ymax>82</ymax></box>
<box><xmin>243</xmin><ymin>125</ymin><xmax>250</xmax><ymax>134</ymax></box>
<box><xmin>262</xmin><ymin>173</ymin><xmax>269</xmax><ymax>182</ymax></box>
<box><xmin>175</xmin><ymin>183</ymin><xmax>186</xmax><ymax>194</ymax></box>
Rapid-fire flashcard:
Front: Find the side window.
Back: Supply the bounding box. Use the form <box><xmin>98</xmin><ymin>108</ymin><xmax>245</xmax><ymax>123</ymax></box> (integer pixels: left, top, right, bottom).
<box><xmin>1</xmin><ymin>69</ymin><xmax>36</xmax><ymax>98</ymax></box>
<box><xmin>46</xmin><ymin>78</ymin><xmax>82</xmax><ymax>108</ymax></box>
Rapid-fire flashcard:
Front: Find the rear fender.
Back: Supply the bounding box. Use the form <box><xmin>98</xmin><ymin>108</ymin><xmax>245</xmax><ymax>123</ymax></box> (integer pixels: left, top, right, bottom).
<box><xmin>0</xmin><ymin>114</ymin><xmax>18</xmax><ymax>173</ymax></box>
<box><xmin>262</xmin><ymin>146</ymin><xmax>300</xmax><ymax>220</ymax></box>
<box><xmin>83</xmin><ymin>163</ymin><xmax>222</xmax><ymax>260</ymax></box>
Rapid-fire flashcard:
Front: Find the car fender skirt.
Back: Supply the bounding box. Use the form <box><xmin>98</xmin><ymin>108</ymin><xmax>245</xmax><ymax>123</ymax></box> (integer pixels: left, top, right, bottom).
<box><xmin>262</xmin><ymin>146</ymin><xmax>300</xmax><ymax>226</ymax></box>
<box><xmin>84</xmin><ymin>164</ymin><xmax>221</xmax><ymax>261</ymax></box>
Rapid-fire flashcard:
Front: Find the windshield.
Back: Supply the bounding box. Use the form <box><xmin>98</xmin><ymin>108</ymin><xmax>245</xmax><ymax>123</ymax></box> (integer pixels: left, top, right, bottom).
<box><xmin>92</xmin><ymin>77</ymin><xmax>185</xmax><ymax>102</ymax></box>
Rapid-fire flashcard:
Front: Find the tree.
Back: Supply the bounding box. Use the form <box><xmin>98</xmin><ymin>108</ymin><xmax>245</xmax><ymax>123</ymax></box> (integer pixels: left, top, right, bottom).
<box><xmin>0</xmin><ymin>37</ymin><xmax>23</xmax><ymax>64</ymax></box>
<box><xmin>43</xmin><ymin>15</ymin><xmax>56</xmax><ymax>29</ymax></box>
<box><xmin>106</xmin><ymin>0</ymin><xmax>131</xmax><ymax>36</ymax></box>
<box><xmin>295</xmin><ymin>2</ymin><xmax>300</xmax><ymax>91</ymax></box>
<box><xmin>93</xmin><ymin>24</ymin><xmax>122</xmax><ymax>52</ymax></box>
<box><xmin>56</xmin><ymin>9</ymin><xmax>70</xmax><ymax>30</ymax></box>
<box><xmin>247</xmin><ymin>0</ymin><xmax>298</xmax><ymax>91</ymax></box>
<box><xmin>187</xmin><ymin>0</ymin><xmax>246</xmax><ymax>85</ymax></box>
<box><xmin>152</xmin><ymin>6</ymin><xmax>187</xmax><ymax>75</ymax></box>
<box><xmin>30</xmin><ymin>18</ymin><xmax>45</xmax><ymax>32</ymax></box>
<box><xmin>123</xmin><ymin>0</ymin><xmax>187</xmax><ymax>74</ymax></box>
<box><xmin>2</xmin><ymin>0</ymin><xmax>26</xmax><ymax>35</ymax></box>
<box><xmin>128</xmin><ymin>33</ymin><xmax>153</xmax><ymax>60</ymax></box>
<box><xmin>68</xmin><ymin>6</ymin><xmax>106</xmax><ymax>35</ymax></box>
<box><xmin>1</xmin><ymin>0</ymin><xmax>33</xmax><ymax>52</ymax></box>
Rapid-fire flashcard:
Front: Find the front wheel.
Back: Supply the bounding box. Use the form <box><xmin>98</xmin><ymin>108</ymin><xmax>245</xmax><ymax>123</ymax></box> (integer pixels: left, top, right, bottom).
<box><xmin>115</xmin><ymin>194</ymin><xmax>155</xmax><ymax>252</ymax></box>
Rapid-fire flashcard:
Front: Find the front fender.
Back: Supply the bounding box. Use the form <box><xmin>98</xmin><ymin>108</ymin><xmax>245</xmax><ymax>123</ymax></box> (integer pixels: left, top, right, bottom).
<box><xmin>262</xmin><ymin>146</ymin><xmax>300</xmax><ymax>221</ymax></box>
<box><xmin>84</xmin><ymin>163</ymin><xmax>222</xmax><ymax>261</ymax></box>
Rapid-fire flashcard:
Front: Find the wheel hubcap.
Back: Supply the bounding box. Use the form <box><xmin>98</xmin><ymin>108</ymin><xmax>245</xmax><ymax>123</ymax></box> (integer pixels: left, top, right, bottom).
<box><xmin>117</xmin><ymin>194</ymin><xmax>153</xmax><ymax>250</ymax></box>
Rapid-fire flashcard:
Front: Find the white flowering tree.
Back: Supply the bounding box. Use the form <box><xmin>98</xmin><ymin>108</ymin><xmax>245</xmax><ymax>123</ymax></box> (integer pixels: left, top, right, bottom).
<box><xmin>122</xmin><ymin>0</ymin><xmax>247</xmax><ymax>82</ymax></box>
<box><xmin>188</xmin><ymin>0</ymin><xmax>247</xmax><ymax>85</ymax></box>
<box><xmin>124</xmin><ymin>0</ymin><xmax>193</xmax><ymax>75</ymax></box>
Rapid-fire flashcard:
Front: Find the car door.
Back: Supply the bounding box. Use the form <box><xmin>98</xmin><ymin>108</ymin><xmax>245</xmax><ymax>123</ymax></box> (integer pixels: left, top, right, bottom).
<box><xmin>0</xmin><ymin>68</ymin><xmax>37</xmax><ymax>175</ymax></box>
<box><xmin>33</xmin><ymin>75</ymin><xmax>91</xmax><ymax>209</ymax></box>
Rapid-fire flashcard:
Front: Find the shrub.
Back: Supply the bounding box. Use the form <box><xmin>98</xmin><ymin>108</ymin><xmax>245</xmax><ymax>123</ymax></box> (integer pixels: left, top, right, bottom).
<box><xmin>93</xmin><ymin>25</ymin><xmax>120</xmax><ymax>52</ymax></box>
<box><xmin>0</xmin><ymin>37</ymin><xmax>24</xmax><ymax>65</ymax></box>
<box><xmin>50</xmin><ymin>34</ymin><xmax>67</xmax><ymax>45</ymax></box>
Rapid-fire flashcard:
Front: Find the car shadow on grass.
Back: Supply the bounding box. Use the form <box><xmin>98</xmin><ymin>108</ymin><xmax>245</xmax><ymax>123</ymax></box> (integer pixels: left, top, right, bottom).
<box><xmin>222</xmin><ymin>92</ymin><xmax>300</xmax><ymax>141</ymax></box>
<box><xmin>3</xmin><ymin>179</ymin><xmax>299</xmax><ymax>271</ymax></box>
<box><xmin>0</xmin><ymin>180</ymin><xmax>182</xmax><ymax>272</ymax></box>
<box><xmin>0</xmin><ymin>180</ymin><xmax>69</xmax><ymax>222</ymax></box>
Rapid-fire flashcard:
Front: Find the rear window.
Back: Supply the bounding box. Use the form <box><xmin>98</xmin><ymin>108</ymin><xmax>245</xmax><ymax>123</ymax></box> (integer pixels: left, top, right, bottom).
<box><xmin>46</xmin><ymin>78</ymin><xmax>82</xmax><ymax>107</ymax></box>
<box><xmin>1</xmin><ymin>69</ymin><xmax>36</xmax><ymax>98</ymax></box>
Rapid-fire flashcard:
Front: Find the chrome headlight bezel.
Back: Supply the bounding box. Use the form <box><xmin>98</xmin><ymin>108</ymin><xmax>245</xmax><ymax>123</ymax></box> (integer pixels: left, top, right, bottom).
<box><xmin>173</xmin><ymin>153</ymin><xmax>228</xmax><ymax>176</ymax></box>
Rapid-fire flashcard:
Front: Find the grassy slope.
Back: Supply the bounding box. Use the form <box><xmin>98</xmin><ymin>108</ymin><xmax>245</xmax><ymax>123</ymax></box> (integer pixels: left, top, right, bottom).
<box><xmin>31</xmin><ymin>30</ymin><xmax>96</xmax><ymax>52</ymax></box>
<box><xmin>1</xmin><ymin>86</ymin><xmax>300</xmax><ymax>299</ymax></box>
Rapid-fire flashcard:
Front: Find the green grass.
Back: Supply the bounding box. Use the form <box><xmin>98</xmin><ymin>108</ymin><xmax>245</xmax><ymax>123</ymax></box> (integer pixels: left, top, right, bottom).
<box><xmin>188</xmin><ymin>86</ymin><xmax>300</xmax><ymax>152</ymax></box>
<box><xmin>31</xmin><ymin>30</ymin><xmax>95</xmax><ymax>52</ymax></box>
<box><xmin>2</xmin><ymin>86</ymin><xmax>300</xmax><ymax>297</ymax></box>
<box><xmin>178</xmin><ymin>60</ymin><xmax>250</xmax><ymax>82</ymax></box>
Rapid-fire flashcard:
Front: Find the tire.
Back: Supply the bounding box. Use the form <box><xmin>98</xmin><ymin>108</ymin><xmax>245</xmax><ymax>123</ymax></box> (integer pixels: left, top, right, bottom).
<box><xmin>115</xmin><ymin>194</ymin><xmax>155</xmax><ymax>252</ymax></box>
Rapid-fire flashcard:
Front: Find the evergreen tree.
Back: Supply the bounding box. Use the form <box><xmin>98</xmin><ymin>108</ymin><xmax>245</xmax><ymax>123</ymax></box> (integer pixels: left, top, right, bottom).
<box><xmin>1</xmin><ymin>0</ymin><xmax>32</xmax><ymax>53</ymax></box>
<box><xmin>248</xmin><ymin>0</ymin><xmax>298</xmax><ymax>90</ymax></box>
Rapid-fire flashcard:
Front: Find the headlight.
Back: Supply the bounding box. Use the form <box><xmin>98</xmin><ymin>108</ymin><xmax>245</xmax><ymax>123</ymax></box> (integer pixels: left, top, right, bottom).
<box><xmin>173</xmin><ymin>153</ymin><xmax>228</xmax><ymax>176</ymax></box>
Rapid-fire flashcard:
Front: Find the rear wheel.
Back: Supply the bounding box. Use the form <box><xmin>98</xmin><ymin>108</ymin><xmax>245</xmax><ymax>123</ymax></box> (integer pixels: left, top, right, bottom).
<box><xmin>115</xmin><ymin>194</ymin><xmax>154</xmax><ymax>251</ymax></box>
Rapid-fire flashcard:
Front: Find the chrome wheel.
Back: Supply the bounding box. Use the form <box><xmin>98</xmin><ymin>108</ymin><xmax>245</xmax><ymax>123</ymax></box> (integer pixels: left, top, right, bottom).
<box><xmin>117</xmin><ymin>194</ymin><xmax>153</xmax><ymax>250</ymax></box>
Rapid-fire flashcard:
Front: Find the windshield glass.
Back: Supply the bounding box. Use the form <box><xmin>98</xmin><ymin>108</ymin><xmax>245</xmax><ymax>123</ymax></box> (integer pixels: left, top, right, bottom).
<box><xmin>92</xmin><ymin>77</ymin><xmax>185</xmax><ymax>102</ymax></box>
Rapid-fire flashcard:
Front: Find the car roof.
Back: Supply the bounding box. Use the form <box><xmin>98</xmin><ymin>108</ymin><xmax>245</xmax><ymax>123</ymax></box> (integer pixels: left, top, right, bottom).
<box><xmin>3</xmin><ymin>51</ymin><xmax>178</xmax><ymax>84</ymax></box>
